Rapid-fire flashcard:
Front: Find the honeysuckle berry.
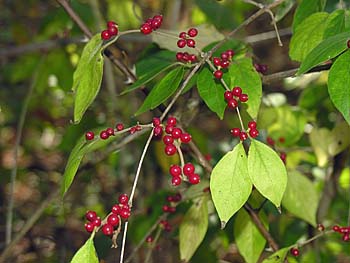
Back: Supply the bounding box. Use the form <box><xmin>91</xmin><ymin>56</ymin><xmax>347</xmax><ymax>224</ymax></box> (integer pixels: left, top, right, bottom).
<box><xmin>227</xmin><ymin>98</ymin><xmax>238</xmax><ymax>109</ymax></box>
<box><xmin>165</xmin><ymin>124</ymin><xmax>174</xmax><ymax>134</ymax></box>
<box><xmin>162</xmin><ymin>205</ymin><xmax>170</xmax><ymax>212</ymax></box>
<box><xmin>85</xmin><ymin>222</ymin><xmax>95</xmax><ymax>233</ymax></box>
<box><xmin>239</xmin><ymin>93</ymin><xmax>248</xmax><ymax>102</ymax></box>
<box><xmin>116</xmin><ymin>123</ymin><xmax>124</xmax><ymax>131</ymax></box>
<box><xmin>248</xmin><ymin>121</ymin><xmax>257</xmax><ymax>129</ymax></box>
<box><xmin>226</xmin><ymin>49</ymin><xmax>234</xmax><ymax>58</ymax></box>
<box><xmin>140</xmin><ymin>23</ymin><xmax>152</xmax><ymax>34</ymax></box>
<box><xmin>171</xmin><ymin>176</ymin><xmax>181</xmax><ymax>186</ymax></box>
<box><xmin>169</xmin><ymin>164</ymin><xmax>182</xmax><ymax>177</ymax></box>
<box><xmin>186</xmin><ymin>39</ymin><xmax>195</xmax><ymax>48</ymax></box>
<box><xmin>189</xmin><ymin>173</ymin><xmax>200</xmax><ymax>184</ymax></box>
<box><xmin>280</xmin><ymin>152</ymin><xmax>287</xmax><ymax>164</ymax></box>
<box><xmin>153</xmin><ymin>126</ymin><xmax>163</xmax><ymax>137</ymax></box>
<box><xmin>230</xmin><ymin>128</ymin><xmax>240</xmax><ymax>137</ymax></box>
<box><xmin>176</xmin><ymin>52</ymin><xmax>184</xmax><ymax>61</ymax></box>
<box><xmin>146</xmin><ymin>236</ymin><xmax>153</xmax><ymax>243</ymax></box>
<box><xmin>267</xmin><ymin>137</ymin><xmax>275</xmax><ymax>146</ymax></box>
<box><xmin>167</xmin><ymin>117</ymin><xmax>177</xmax><ymax>126</ymax></box>
<box><xmin>182</xmin><ymin>52</ymin><xmax>190</xmax><ymax>62</ymax></box>
<box><xmin>340</xmin><ymin>227</ymin><xmax>350</xmax><ymax>233</ymax></box>
<box><xmin>343</xmin><ymin>233</ymin><xmax>350</xmax><ymax>241</ymax></box>
<box><xmin>108</xmin><ymin>26</ymin><xmax>118</xmax><ymax>36</ymax></box>
<box><xmin>163</xmin><ymin>135</ymin><xmax>174</xmax><ymax>145</ymax></box>
<box><xmin>249</xmin><ymin>129</ymin><xmax>259</xmax><ymax>138</ymax></box>
<box><xmin>174</xmin><ymin>193</ymin><xmax>182</xmax><ymax>201</ymax></box>
<box><xmin>168</xmin><ymin>207</ymin><xmax>176</xmax><ymax>213</ymax></box>
<box><xmin>224</xmin><ymin>90</ymin><xmax>233</xmax><ymax>101</ymax></box>
<box><xmin>177</xmin><ymin>39</ymin><xmax>186</xmax><ymax>48</ymax></box>
<box><xmin>221</xmin><ymin>52</ymin><xmax>229</xmax><ymax>61</ymax></box>
<box><xmin>112</xmin><ymin>204</ymin><xmax>121</xmax><ymax>215</ymax></box>
<box><xmin>183</xmin><ymin>163</ymin><xmax>195</xmax><ymax>176</ymax></box>
<box><xmin>179</xmin><ymin>31</ymin><xmax>187</xmax><ymax>39</ymax></box>
<box><xmin>254</xmin><ymin>63</ymin><xmax>268</xmax><ymax>74</ymax></box>
<box><xmin>151</xmin><ymin>19</ymin><xmax>161</xmax><ymax>30</ymax></box>
<box><xmin>120</xmin><ymin>208</ymin><xmax>131</xmax><ymax>219</ymax></box>
<box><xmin>107</xmin><ymin>214</ymin><xmax>120</xmax><ymax>226</ymax></box>
<box><xmin>171</xmin><ymin>127</ymin><xmax>182</xmax><ymax>139</ymax></box>
<box><xmin>100</xmin><ymin>130</ymin><xmax>109</xmax><ymax>140</ymax></box>
<box><xmin>92</xmin><ymin>217</ymin><xmax>101</xmax><ymax>227</ymax></box>
<box><xmin>332</xmin><ymin>225</ymin><xmax>340</xmax><ymax>232</ymax></box>
<box><xmin>239</xmin><ymin>131</ymin><xmax>248</xmax><ymax>141</ymax></box>
<box><xmin>118</xmin><ymin>193</ymin><xmax>129</xmax><ymax>204</ymax></box>
<box><xmin>101</xmin><ymin>30</ymin><xmax>111</xmax><ymax>40</ymax></box>
<box><xmin>189</xmin><ymin>54</ymin><xmax>197</xmax><ymax>62</ymax></box>
<box><xmin>317</xmin><ymin>223</ymin><xmax>325</xmax><ymax>231</ymax></box>
<box><xmin>165</xmin><ymin>144</ymin><xmax>177</xmax><ymax>156</ymax></box>
<box><xmin>180</xmin><ymin>133</ymin><xmax>192</xmax><ymax>143</ymax></box>
<box><xmin>290</xmin><ymin>248</ymin><xmax>299</xmax><ymax>257</ymax></box>
<box><xmin>107</xmin><ymin>21</ymin><xmax>117</xmax><ymax>28</ymax></box>
<box><xmin>106</xmin><ymin>127</ymin><xmax>115</xmax><ymax>136</ymax></box>
<box><xmin>213</xmin><ymin>57</ymin><xmax>221</xmax><ymax>66</ymax></box>
<box><xmin>187</xmin><ymin>28</ymin><xmax>198</xmax><ymax>37</ymax></box>
<box><xmin>220</xmin><ymin>60</ymin><xmax>230</xmax><ymax>68</ymax></box>
<box><xmin>232</xmin><ymin>86</ymin><xmax>242</xmax><ymax>97</ymax></box>
<box><xmin>153</xmin><ymin>117</ymin><xmax>161</xmax><ymax>126</ymax></box>
<box><xmin>86</xmin><ymin>210</ymin><xmax>97</xmax><ymax>221</ymax></box>
<box><xmin>214</xmin><ymin>70</ymin><xmax>223</xmax><ymax>79</ymax></box>
<box><xmin>85</xmin><ymin>131</ymin><xmax>94</xmax><ymax>141</ymax></box>
<box><xmin>129</xmin><ymin>126</ymin><xmax>137</xmax><ymax>134</ymax></box>
<box><xmin>102</xmin><ymin>223</ymin><xmax>114</xmax><ymax>236</ymax></box>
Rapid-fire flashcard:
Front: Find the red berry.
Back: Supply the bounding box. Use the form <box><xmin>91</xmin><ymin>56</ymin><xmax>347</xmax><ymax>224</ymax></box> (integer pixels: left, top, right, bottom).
<box><xmin>186</xmin><ymin>39</ymin><xmax>196</xmax><ymax>48</ymax></box>
<box><xmin>227</xmin><ymin>98</ymin><xmax>238</xmax><ymax>109</ymax></box>
<box><xmin>174</xmin><ymin>193</ymin><xmax>182</xmax><ymax>202</ymax></box>
<box><xmin>290</xmin><ymin>248</ymin><xmax>299</xmax><ymax>257</ymax></box>
<box><xmin>267</xmin><ymin>137</ymin><xmax>275</xmax><ymax>146</ymax></box>
<box><xmin>226</xmin><ymin>49</ymin><xmax>234</xmax><ymax>58</ymax></box>
<box><xmin>214</xmin><ymin>70</ymin><xmax>223</xmax><ymax>79</ymax></box>
<box><xmin>116</xmin><ymin>123</ymin><xmax>124</xmax><ymax>131</ymax></box>
<box><xmin>180</xmin><ymin>133</ymin><xmax>192</xmax><ymax>143</ymax></box>
<box><xmin>100</xmin><ymin>130</ymin><xmax>109</xmax><ymax>140</ymax></box>
<box><xmin>129</xmin><ymin>126</ymin><xmax>137</xmax><ymax>134</ymax></box>
<box><xmin>146</xmin><ymin>236</ymin><xmax>153</xmax><ymax>243</ymax></box>
<box><xmin>239</xmin><ymin>94</ymin><xmax>249</xmax><ymax>102</ymax></box>
<box><xmin>187</xmin><ymin>28</ymin><xmax>198</xmax><ymax>37</ymax></box>
<box><xmin>92</xmin><ymin>217</ymin><xmax>101</xmax><ymax>227</ymax></box>
<box><xmin>248</xmin><ymin>121</ymin><xmax>257</xmax><ymax>129</ymax></box>
<box><xmin>239</xmin><ymin>131</ymin><xmax>248</xmax><ymax>141</ymax></box>
<box><xmin>179</xmin><ymin>31</ymin><xmax>187</xmax><ymax>39</ymax></box>
<box><xmin>343</xmin><ymin>233</ymin><xmax>350</xmax><ymax>242</ymax></box>
<box><xmin>176</xmin><ymin>52</ymin><xmax>184</xmax><ymax>61</ymax></box>
<box><xmin>167</xmin><ymin>117</ymin><xmax>177</xmax><ymax>126</ymax></box>
<box><xmin>183</xmin><ymin>163</ymin><xmax>195</xmax><ymax>176</ymax></box>
<box><xmin>188</xmin><ymin>173</ymin><xmax>200</xmax><ymax>184</ymax></box>
<box><xmin>112</xmin><ymin>204</ymin><xmax>121</xmax><ymax>215</ymax></box>
<box><xmin>168</xmin><ymin>207</ymin><xmax>176</xmax><ymax>213</ymax></box>
<box><xmin>221</xmin><ymin>52</ymin><xmax>229</xmax><ymax>61</ymax></box>
<box><xmin>165</xmin><ymin>124</ymin><xmax>174</xmax><ymax>134</ymax></box>
<box><xmin>151</xmin><ymin>19</ymin><xmax>161</xmax><ymax>30</ymax></box>
<box><xmin>189</xmin><ymin>54</ymin><xmax>197</xmax><ymax>62</ymax></box>
<box><xmin>340</xmin><ymin>227</ymin><xmax>350</xmax><ymax>233</ymax></box>
<box><xmin>153</xmin><ymin>126</ymin><xmax>163</xmax><ymax>137</ymax></box>
<box><xmin>280</xmin><ymin>152</ymin><xmax>287</xmax><ymax>164</ymax></box>
<box><xmin>220</xmin><ymin>60</ymin><xmax>230</xmax><ymax>68</ymax></box>
<box><xmin>108</xmin><ymin>26</ymin><xmax>118</xmax><ymax>36</ymax></box>
<box><xmin>140</xmin><ymin>23</ymin><xmax>152</xmax><ymax>34</ymax></box>
<box><xmin>162</xmin><ymin>205</ymin><xmax>170</xmax><ymax>212</ymax></box>
<box><xmin>165</xmin><ymin>144</ymin><xmax>177</xmax><ymax>156</ymax></box>
<box><xmin>85</xmin><ymin>131</ymin><xmax>95</xmax><ymax>140</ymax></box>
<box><xmin>86</xmin><ymin>211</ymin><xmax>97</xmax><ymax>221</ymax></box>
<box><xmin>177</xmin><ymin>39</ymin><xmax>186</xmax><ymax>48</ymax></box>
<box><xmin>170</xmin><ymin>164</ymin><xmax>182</xmax><ymax>177</ymax></box>
<box><xmin>163</xmin><ymin>135</ymin><xmax>174</xmax><ymax>145</ymax></box>
<box><xmin>332</xmin><ymin>225</ymin><xmax>340</xmax><ymax>232</ymax></box>
<box><xmin>119</xmin><ymin>194</ymin><xmax>129</xmax><ymax>204</ymax></box>
<box><xmin>230</xmin><ymin>128</ymin><xmax>240</xmax><ymax>137</ymax></box>
<box><xmin>182</xmin><ymin>52</ymin><xmax>189</xmax><ymax>62</ymax></box>
<box><xmin>85</xmin><ymin>222</ymin><xmax>95</xmax><ymax>233</ymax></box>
<box><xmin>164</xmin><ymin>224</ymin><xmax>172</xmax><ymax>232</ymax></box>
<box><xmin>213</xmin><ymin>57</ymin><xmax>221</xmax><ymax>67</ymax></box>
<box><xmin>249</xmin><ymin>129</ymin><xmax>259</xmax><ymax>138</ymax></box>
<box><xmin>153</xmin><ymin>117</ymin><xmax>161</xmax><ymax>126</ymax></box>
<box><xmin>107</xmin><ymin>21</ymin><xmax>117</xmax><ymax>28</ymax></box>
<box><xmin>107</xmin><ymin>214</ymin><xmax>120</xmax><ymax>226</ymax></box>
<box><xmin>347</xmin><ymin>39</ymin><xmax>350</xmax><ymax>48</ymax></box>
<box><xmin>106</xmin><ymin>127</ymin><xmax>115</xmax><ymax>136</ymax></box>
<box><xmin>224</xmin><ymin>90</ymin><xmax>233</xmax><ymax>101</ymax></box>
<box><xmin>171</xmin><ymin>176</ymin><xmax>181</xmax><ymax>186</ymax></box>
<box><xmin>167</xmin><ymin>196</ymin><xmax>174</xmax><ymax>202</ymax></box>
<box><xmin>120</xmin><ymin>208</ymin><xmax>131</xmax><ymax>219</ymax></box>
<box><xmin>171</xmin><ymin>127</ymin><xmax>182</xmax><ymax>139</ymax></box>
<box><xmin>232</xmin><ymin>86</ymin><xmax>242</xmax><ymax>97</ymax></box>
<box><xmin>153</xmin><ymin>15</ymin><xmax>163</xmax><ymax>23</ymax></box>
<box><xmin>102</xmin><ymin>223</ymin><xmax>114</xmax><ymax>236</ymax></box>
<box><xmin>101</xmin><ymin>30</ymin><xmax>111</xmax><ymax>40</ymax></box>
<box><xmin>317</xmin><ymin>223</ymin><xmax>325</xmax><ymax>231</ymax></box>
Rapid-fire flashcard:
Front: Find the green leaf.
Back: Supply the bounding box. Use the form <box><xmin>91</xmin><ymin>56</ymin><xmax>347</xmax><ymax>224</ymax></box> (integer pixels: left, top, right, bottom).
<box><xmin>328</xmin><ymin>51</ymin><xmax>350</xmax><ymax>124</ymax></box>
<box><xmin>228</xmin><ymin>58</ymin><xmax>262</xmax><ymax>119</ymax></box>
<box><xmin>210</xmin><ymin>143</ymin><xmax>252</xmax><ymax>226</ymax></box>
<box><xmin>324</xmin><ymin>10</ymin><xmax>348</xmax><ymax>39</ymax></box>
<box><xmin>275</xmin><ymin>0</ymin><xmax>295</xmax><ymax>22</ymax></box>
<box><xmin>297</xmin><ymin>31</ymin><xmax>350</xmax><ymax>75</ymax></box>
<box><xmin>71</xmin><ymin>234</ymin><xmax>98</xmax><ymax>263</ymax></box>
<box><xmin>73</xmin><ymin>34</ymin><xmax>104</xmax><ymax>123</ymax></box>
<box><xmin>282</xmin><ymin>171</ymin><xmax>318</xmax><ymax>226</ymax></box>
<box><xmin>234</xmin><ymin>209</ymin><xmax>268</xmax><ymax>263</ymax></box>
<box><xmin>61</xmin><ymin>131</ymin><xmax>115</xmax><ymax>197</ymax></box>
<box><xmin>309</xmin><ymin>127</ymin><xmax>332</xmax><ymax>167</ymax></box>
<box><xmin>262</xmin><ymin>247</ymin><xmax>291</xmax><ymax>263</ymax></box>
<box><xmin>179</xmin><ymin>196</ymin><xmax>208</xmax><ymax>262</ymax></box>
<box><xmin>248</xmin><ymin>140</ymin><xmax>287</xmax><ymax>208</ymax></box>
<box><xmin>292</xmin><ymin>0</ymin><xmax>326</xmax><ymax>32</ymax></box>
<box><xmin>289</xmin><ymin>12</ymin><xmax>329</xmax><ymax>62</ymax></box>
<box><xmin>135</xmin><ymin>67</ymin><xmax>185</xmax><ymax>115</ymax></box>
<box><xmin>329</xmin><ymin>121</ymin><xmax>350</xmax><ymax>155</ymax></box>
<box><xmin>197</xmin><ymin>66</ymin><xmax>227</xmax><ymax>119</ymax></box>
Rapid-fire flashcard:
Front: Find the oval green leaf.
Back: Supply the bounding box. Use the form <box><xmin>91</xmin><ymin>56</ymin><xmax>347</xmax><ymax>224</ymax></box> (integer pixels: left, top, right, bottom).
<box><xmin>179</xmin><ymin>196</ymin><xmax>208</xmax><ymax>262</ymax></box>
<box><xmin>73</xmin><ymin>34</ymin><xmax>104</xmax><ymax>123</ymax></box>
<box><xmin>292</xmin><ymin>0</ymin><xmax>326</xmax><ymax>32</ymax></box>
<box><xmin>328</xmin><ymin>50</ymin><xmax>350</xmax><ymax>124</ymax></box>
<box><xmin>210</xmin><ymin>143</ymin><xmax>252</xmax><ymax>226</ymax></box>
<box><xmin>248</xmin><ymin>139</ymin><xmax>287</xmax><ymax>208</ymax></box>
<box><xmin>289</xmin><ymin>12</ymin><xmax>329</xmax><ymax>62</ymax></box>
<box><xmin>135</xmin><ymin>66</ymin><xmax>185</xmax><ymax>115</ymax></box>
<box><xmin>234</xmin><ymin>209</ymin><xmax>268</xmax><ymax>263</ymax></box>
<box><xmin>262</xmin><ymin>247</ymin><xmax>291</xmax><ymax>263</ymax></box>
<box><xmin>324</xmin><ymin>10</ymin><xmax>348</xmax><ymax>38</ymax></box>
<box><xmin>228</xmin><ymin>58</ymin><xmax>262</xmax><ymax>119</ymax></box>
<box><xmin>282</xmin><ymin>171</ymin><xmax>318</xmax><ymax>226</ymax></box>
<box><xmin>297</xmin><ymin>31</ymin><xmax>350</xmax><ymax>75</ymax></box>
<box><xmin>71</xmin><ymin>234</ymin><xmax>98</xmax><ymax>263</ymax></box>
<box><xmin>197</xmin><ymin>66</ymin><xmax>227</xmax><ymax>119</ymax></box>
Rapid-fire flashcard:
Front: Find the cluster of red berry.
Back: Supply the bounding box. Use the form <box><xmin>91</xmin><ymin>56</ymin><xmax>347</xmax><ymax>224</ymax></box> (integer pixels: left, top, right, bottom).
<box><xmin>169</xmin><ymin>162</ymin><xmax>200</xmax><ymax>186</ymax></box>
<box><xmin>266</xmin><ymin>136</ymin><xmax>287</xmax><ymax>164</ymax></box>
<box><xmin>333</xmin><ymin>225</ymin><xmax>350</xmax><ymax>241</ymax></box>
<box><xmin>101</xmin><ymin>21</ymin><xmax>118</xmax><ymax>40</ymax></box>
<box><xmin>230</xmin><ymin>121</ymin><xmax>259</xmax><ymax>141</ymax></box>
<box><xmin>176</xmin><ymin>52</ymin><xmax>197</xmax><ymax>63</ymax></box>
<box><xmin>175</xmin><ymin>28</ymin><xmax>198</xmax><ymax>63</ymax></box>
<box><xmin>84</xmin><ymin>211</ymin><xmax>102</xmax><ymax>233</ymax></box>
<box><xmin>254</xmin><ymin>63</ymin><xmax>268</xmax><ymax>74</ymax></box>
<box><xmin>162</xmin><ymin>193</ymin><xmax>181</xmax><ymax>213</ymax></box>
<box><xmin>160</xmin><ymin>219</ymin><xmax>172</xmax><ymax>232</ymax></box>
<box><xmin>290</xmin><ymin>247</ymin><xmax>300</xmax><ymax>257</ymax></box>
<box><xmin>140</xmin><ymin>15</ymin><xmax>163</xmax><ymax>35</ymax></box>
<box><xmin>85</xmin><ymin>122</ymin><xmax>144</xmax><ymax>141</ymax></box>
<box><xmin>224</xmin><ymin>86</ymin><xmax>248</xmax><ymax>110</ymax></box>
<box><xmin>212</xmin><ymin>49</ymin><xmax>235</xmax><ymax>79</ymax></box>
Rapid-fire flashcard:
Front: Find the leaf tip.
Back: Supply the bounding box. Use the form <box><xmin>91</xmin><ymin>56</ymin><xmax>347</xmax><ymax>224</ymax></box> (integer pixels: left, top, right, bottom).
<box><xmin>276</xmin><ymin>206</ymin><xmax>282</xmax><ymax>214</ymax></box>
<box><xmin>220</xmin><ymin>220</ymin><xmax>227</xmax><ymax>229</ymax></box>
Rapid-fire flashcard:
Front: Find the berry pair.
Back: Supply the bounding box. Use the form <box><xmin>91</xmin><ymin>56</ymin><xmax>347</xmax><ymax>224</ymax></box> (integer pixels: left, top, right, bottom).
<box><xmin>160</xmin><ymin>220</ymin><xmax>172</xmax><ymax>232</ymax></box>
<box><xmin>176</xmin><ymin>52</ymin><xmax>197</xmax><ymax>63</ymax></box>
<box><xmin>230</xmin><ymin>122</ymin><xmax>258</xmax><ymax>141</ymax></box>
<box><xmin>177</xmin><ymin>28</ymin><xmax>198</xmax><ymax>49</ymax></box>
<box><xmin>224</xmin><ymin>86</ymin><xmax>248</xmax><ymax>110</ymax></box>
<box><xmin>101</xmin><ymin>21</ymin><xmax>118</xmax><ymax>40</ymax></box>
<box><xmin>212</xmin><ymin>49</ymin><xmax>235</xmax><ymax>79</ymax></box>
<box><xmin>332</xmin><ymin>225</ymin><xmax>350</xmax><ymax>242</ymax></box>
<box><xmin>170</xmin><ymin>163</ymin><xmax>200</xmax><ymax>186</ymax></box>
<box><xmin>84</xmin><ymin>210</ymin><xmax>102</xmax><ymax>233</ymax></box>
<box><xmin>140</xmin><ymin>15</ymin><xmax>163</xmax><ymax>35</ymax></box>
<box><xmin>254</xmin><ymin>63</ymin><xmax>268</xmax><ymax>74</ymax></box>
